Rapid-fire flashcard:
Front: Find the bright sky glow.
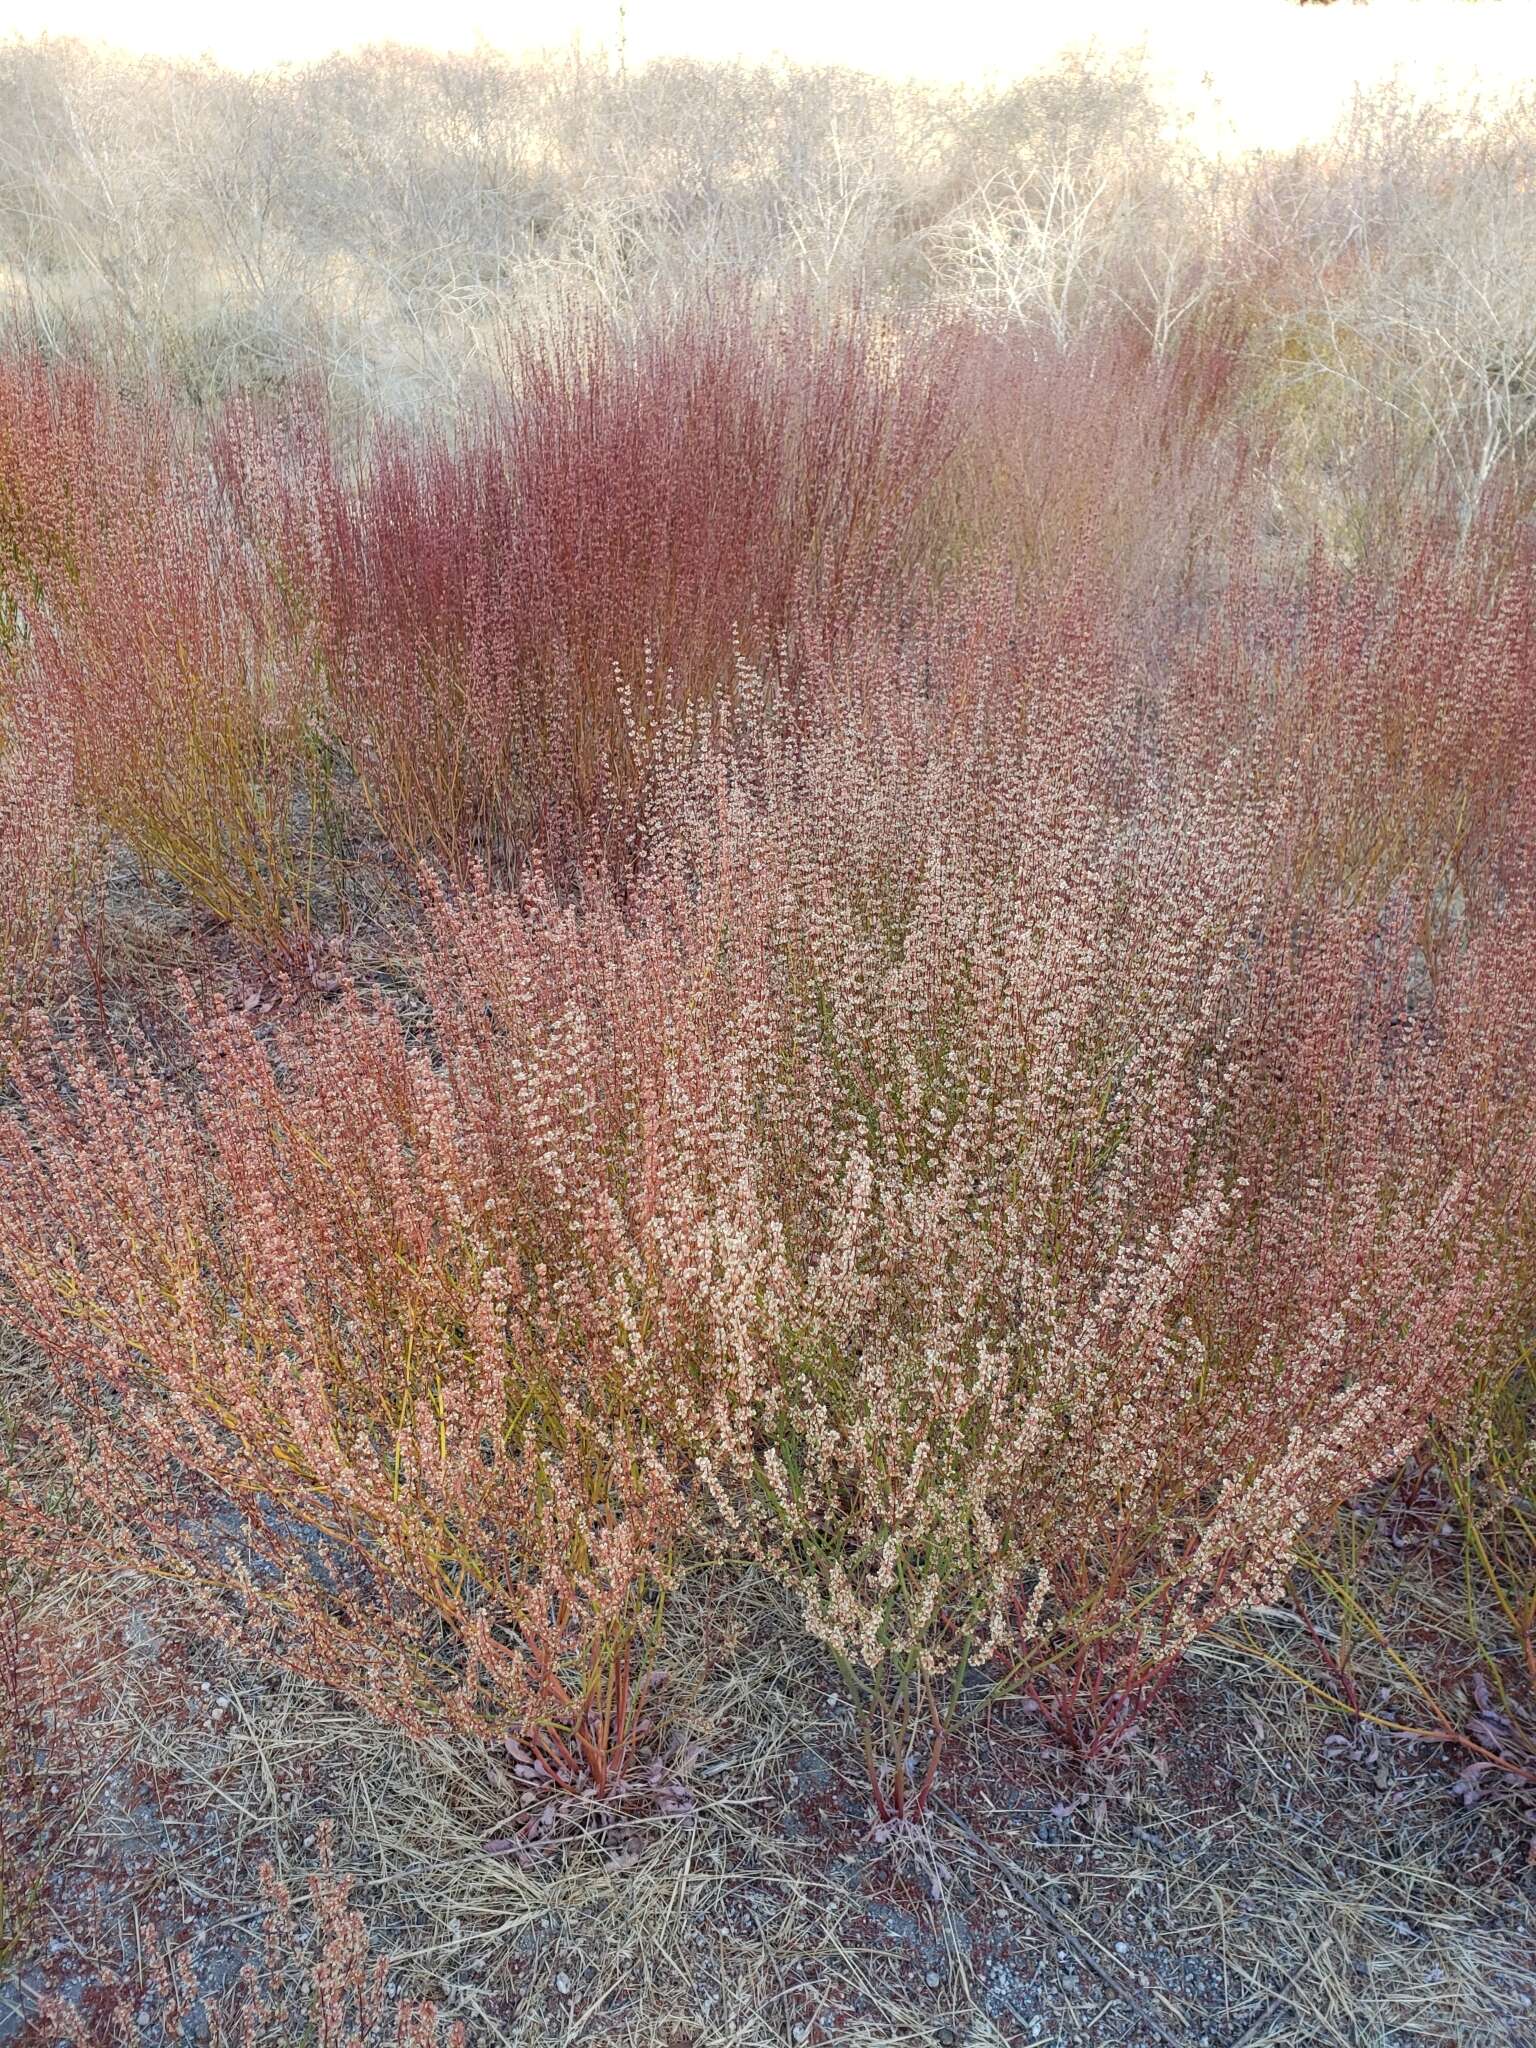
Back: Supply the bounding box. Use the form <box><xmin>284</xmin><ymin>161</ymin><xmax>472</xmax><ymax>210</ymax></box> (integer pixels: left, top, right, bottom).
<box><xmin>0</xmin><ymin>0</ymin><xmax>1531</xmax><ymax>154</ymax></box>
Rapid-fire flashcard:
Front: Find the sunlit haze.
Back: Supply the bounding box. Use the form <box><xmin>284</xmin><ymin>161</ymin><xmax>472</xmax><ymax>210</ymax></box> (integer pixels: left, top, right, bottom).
<box><xmin>1</xmin><ymin>0</ymin><xmax>1533</xmax><ymax>154</ymax></box>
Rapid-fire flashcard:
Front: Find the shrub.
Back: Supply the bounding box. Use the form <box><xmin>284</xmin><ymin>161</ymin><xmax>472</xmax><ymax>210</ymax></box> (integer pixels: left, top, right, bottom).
<box><xmin>0</xmin><ymin>690</ymin><xmax>99</xmax><ymax>1038</ymax></box>
<box><xmin>1170</xmin><ymin>518</ymin><xmax>1536</xmax><ymax>925</ymax></box>
<box><xmin>0</xmin><ymin>356</ymin><xmax>174</xmax><ymax>649</ymax></box>
<box><xmin>936</xmin><ymin>315</ymin><xmax>1260</xmax><ymax>621</ymax></box>
<box><xmin>23</xmin><ymin>464</ymin><xmax>334</xmax><ymax>957</ymax></box>
<box><xmin>304</xmin><ymin>304</ymin><xmax>962</xmax><ymax>872</ymax></box>
<box><xmin>3</xmin><ymin>579</ymin><xmax>1533</xmax><ymax>1811</ymax></box>
<box><xmin>0</xmin><ymin>970</ymin><xmax>687</xmax><ymax>1787</ymax></box>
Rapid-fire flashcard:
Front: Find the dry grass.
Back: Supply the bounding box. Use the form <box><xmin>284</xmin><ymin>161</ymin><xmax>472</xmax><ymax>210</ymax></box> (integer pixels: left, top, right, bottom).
<box><xmin>5</xmin><ymin>1541</ymin><xmax>1532</xmax><ymax>2047</ymax></box>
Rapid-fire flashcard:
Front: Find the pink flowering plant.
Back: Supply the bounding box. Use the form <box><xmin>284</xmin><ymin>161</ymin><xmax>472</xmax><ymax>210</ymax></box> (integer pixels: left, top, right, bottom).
<box><xmin>1</xmin><ymin>569</ymin><xmax>1533</xmax><ymax>1814</ymax></box>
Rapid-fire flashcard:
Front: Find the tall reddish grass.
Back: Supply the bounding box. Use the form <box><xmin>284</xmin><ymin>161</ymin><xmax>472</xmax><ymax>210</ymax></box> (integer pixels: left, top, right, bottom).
<box><xmin>268</xmin><ymin>305</ymin><xmax>1273</xmax><ymax>879</ymax></box>
<box><xmin>936</xmin><ymin>314</ymin><xmax>1261</xmax><ymax>618</ymax></box>
<box><xmin>0</xmin><ymin>355</ymin><xmax>167</xmax><ymax>641</ymax></box>
<box><xmin>6</xmin><ymin>313</ymin><xmax>1276</xmax><ymax>941</ymax></box>
<box><xmin>0</xmin><ymin>690</ymin><xmax>98</xmax><ymax>1037</ymax></box>
<box><xmin>1169</xmin><ymin>514</ymin><xmax>1536</xmax><ymax>929</ymax></box>
<box><xmin>298</xmin><ymin>306</ymin><xmax>963</xmax><ymax>871</ymax></box>
<box><xmin>22</xmin><ymin>465</ymin><xmax>333</xmax><ymax>956</ymax></box>
<box><xmin>0</xmin><ymin>357</ymin><xmax>339</xmax><ymax>956</ymax></box>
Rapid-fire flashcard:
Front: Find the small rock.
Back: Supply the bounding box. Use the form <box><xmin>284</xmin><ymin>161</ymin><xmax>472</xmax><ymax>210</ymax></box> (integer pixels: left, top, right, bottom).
<box><xmin>555</xmin><ymin>1972</ymin><xmax>572</xmax><ymax>1996</ymax></box>
<box><xmin>925</xmin><ymin>1969</ymin><xmax>941</xmax><ymax>1988</ymax></box>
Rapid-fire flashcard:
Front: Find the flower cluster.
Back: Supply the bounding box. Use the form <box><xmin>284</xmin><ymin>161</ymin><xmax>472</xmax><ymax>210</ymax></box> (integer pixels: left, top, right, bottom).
<box><xmin>4</xmin><ymin>571</ymin><xmax>1531</xmax><ymax>1796</ymax></box>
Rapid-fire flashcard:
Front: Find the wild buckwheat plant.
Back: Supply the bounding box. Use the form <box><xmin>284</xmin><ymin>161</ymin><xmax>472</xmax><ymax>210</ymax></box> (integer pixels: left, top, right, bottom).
<box><xmin>0</xmin><ymin>965</ymin><xmax>688</xmax><ymax>1789</ymax></box>
<box><xmin>2</xmin><ymin>582</ymin><xmax>1533</xmax><ymax>1807</ymax></box>
<box><xmin>562</xmin><ymin>627</ymin><xmax>1533</xmax><ymax>1780</ymax></box>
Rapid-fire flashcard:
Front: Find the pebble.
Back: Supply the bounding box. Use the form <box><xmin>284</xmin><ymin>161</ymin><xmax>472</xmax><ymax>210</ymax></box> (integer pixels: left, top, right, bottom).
<box><xmin>924</xmin><ymin>1969</ymin><xmax>941</xmax><ymax>1988</ymax></box>
<box><xmin>555</xmin><ymin>1972</ymin><xmax>571</xmax><ymax>1996</ymax></box>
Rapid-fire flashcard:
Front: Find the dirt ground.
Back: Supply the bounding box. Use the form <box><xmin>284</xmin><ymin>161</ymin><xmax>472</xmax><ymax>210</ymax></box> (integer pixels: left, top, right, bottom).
<box><xmin>3</xmin><ymin>1554</ymin><xmax>1533</xmax><ymax>2048</ymax></box>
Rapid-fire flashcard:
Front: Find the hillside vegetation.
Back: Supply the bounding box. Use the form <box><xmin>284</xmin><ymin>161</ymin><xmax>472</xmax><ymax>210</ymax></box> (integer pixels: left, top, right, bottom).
<box><xmin>0</xmin><ymin>36</ymin><xmax>1534</xmax><ymax>2048</ymax></box>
